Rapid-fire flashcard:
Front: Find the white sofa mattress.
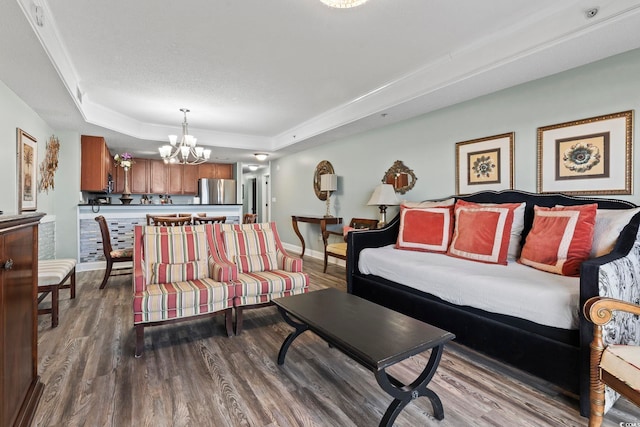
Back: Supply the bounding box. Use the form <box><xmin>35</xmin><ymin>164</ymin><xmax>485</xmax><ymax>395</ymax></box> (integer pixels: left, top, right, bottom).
<box><xmin>358</xmin><ymin>244</ymin><xmax>580</xmax><ymax>330</ymax></box>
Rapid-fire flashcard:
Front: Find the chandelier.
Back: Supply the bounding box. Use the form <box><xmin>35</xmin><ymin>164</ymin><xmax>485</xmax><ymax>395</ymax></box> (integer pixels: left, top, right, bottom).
<box><xmin>159</xmin><ymin>108</ymin><xmax>211</xmax><ymax>165</ymax></box>
<box><xmin>320</xmin><ymin>0</ymin><xmax>369</xmax><ymax>8</ymax></box>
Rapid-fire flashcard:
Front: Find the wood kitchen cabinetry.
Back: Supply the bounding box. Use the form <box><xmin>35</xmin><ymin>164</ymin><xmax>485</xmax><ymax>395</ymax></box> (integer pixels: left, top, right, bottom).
<box><xmin>0</xmin><ymin>213</ymin><xmax>45</xmax><ymax>427</ymax></box>
<box><xmin>80</xmin><ymin>136</ymin><xmax>113</xmax><ymax>192</ymax></box>
<box><xmin>115</xmin><ymin>159</ymin><xmax>149</xmax><ymax>194</ymax></box>
<box><xmin>149</xmin><ymin>160</ymin><xmax>167</xmax><ymax>194</ymax></box>
<box><xmin>198</xmin><ymin>163</ymin><xmax>233</xmax><ymax>179</ymax></box>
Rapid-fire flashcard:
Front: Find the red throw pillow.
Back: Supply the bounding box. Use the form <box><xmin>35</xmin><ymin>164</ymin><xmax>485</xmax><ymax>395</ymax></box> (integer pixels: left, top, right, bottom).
<box><xmin>447</xmin><ymin>201</ymin><xmax>521</xmax><ymax>265</ymax></box>
<box><xmin>396</xmin><ymin>205</ymin><xmax>454</xmax><ymax>253</ymax></box>
<box><xmin>519</xmin><ymin>204</ymin><xmax>597</xmax><ymax>276</ymax></box>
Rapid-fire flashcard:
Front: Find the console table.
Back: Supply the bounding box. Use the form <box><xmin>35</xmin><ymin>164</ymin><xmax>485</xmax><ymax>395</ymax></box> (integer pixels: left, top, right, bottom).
<box><xmin>291</xmin><ymin>215</ymin><xmax>342</xmax><ymax>257</ymax></box>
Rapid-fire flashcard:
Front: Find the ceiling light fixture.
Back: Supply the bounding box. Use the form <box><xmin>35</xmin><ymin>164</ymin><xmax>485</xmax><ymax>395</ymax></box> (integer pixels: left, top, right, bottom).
<box><xmin>320</xmin><ymin>0</ymin><xmax>369</xmax><ymax>8</ymax></box>
<box><xmin>248</xmin><ymin>165</ymin><xmax>259</xmax><ymax>172</ymax></box>
<box><xmin>254</xmin><ymin>153</ymin><xmax>269</xmax><ymax>161</ymax></box>
<box><xmin>159</xmin><ymin>108</ymin><xmax>211</xmax><ymax>165</ymax></box>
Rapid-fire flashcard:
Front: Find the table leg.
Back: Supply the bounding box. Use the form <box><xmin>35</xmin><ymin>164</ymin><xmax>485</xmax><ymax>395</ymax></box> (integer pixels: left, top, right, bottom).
<box><xmin>374</xmin><ymin>344</ymin><xmax>446</xmax><ymax>427</ymax></box>
<box><xmin>277</xmin><ymin>307</ymin><xmax>309</xmax><ymax>365</ymax></box>
<box><xmin>291</xmin><ymin>217</ymin><xmax>305</xmax><ymax>257</ymax></box>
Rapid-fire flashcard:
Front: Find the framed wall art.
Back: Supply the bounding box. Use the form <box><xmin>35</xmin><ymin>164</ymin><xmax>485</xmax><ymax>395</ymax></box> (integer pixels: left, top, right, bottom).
<box><xmin>455</xmin><ymin>132</ymin><xmax>514</xmax><ymax>195</ymax></box>
<box><xmin>17</xmin><ymin>128</ymin><xmax>37</xmax><ymax>212</ymax></box>
<box><xmin>537</xmin><ymin>110</ymin><xmax>633</xmax><ymax>195</ymax></box>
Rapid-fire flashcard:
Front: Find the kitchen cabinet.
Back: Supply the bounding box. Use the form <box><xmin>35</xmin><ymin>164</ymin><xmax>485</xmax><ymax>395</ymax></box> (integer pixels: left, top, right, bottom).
<box><xmin>149</xmin><ymin>160</ymin><xmax>168</xmax><ymax>194</ymax></box>
<box><xmin>167</xmin><ymin>164</ymin><xmax>183</xmax><ymax>194</ymax></box>
<box><xmin>115</xmin><ymin>159</ymin><xmax>149</xmax><ymax>194</ymax></box>
<box><xmin>0</xmin><ymin>213</ymin><xmax>45</xmax><ymax>427</ymax></box>
<box><xmin>198</xmin><ymin>163</ymin><xmax>233</xmax><ymax>179</ymax></box>
<box><xmin>80</xmin><ymin>136</ymin><xmax>113</xmax><ymax>192</ymax></box>
<box><xmin>182</xmin><ymin>165</ymin><xmax>198</xmax><ymax>194</ymax></box>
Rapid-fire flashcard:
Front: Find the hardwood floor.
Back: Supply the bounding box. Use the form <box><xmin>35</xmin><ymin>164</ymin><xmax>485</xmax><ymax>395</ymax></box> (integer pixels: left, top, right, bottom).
<box><xmin>35</xmin><ymin>256</ymin><xmax>638</xmax><ymax>426</ymax></box>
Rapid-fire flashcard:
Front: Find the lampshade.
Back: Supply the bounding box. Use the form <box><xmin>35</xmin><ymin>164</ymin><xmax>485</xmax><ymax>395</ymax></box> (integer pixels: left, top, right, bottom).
<box><xmin>320</xmin><ymin>174</ymin><xmax>338</xmax><ymax>192</ymax></box>
<box><xmin>367</xmin><ymin>184</ymin><xmax>399</xmax><ymax>206</ymax></box>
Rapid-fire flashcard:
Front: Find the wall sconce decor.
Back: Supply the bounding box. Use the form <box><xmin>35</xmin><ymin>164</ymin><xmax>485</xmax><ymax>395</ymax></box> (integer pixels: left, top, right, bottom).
<box><xmin>320</xmin><ymin>173</ymin><xmax>338</xmax><ymax>217</ymax></box>
<box><xmin>382</xmin><ymin>160</ymin><xmax>417</xmax><ymax>194</ymax></box>
<box><xmin>367</xmin><ymin>183</ymin><xmax>399</xmax><ymax>227</ymax></box>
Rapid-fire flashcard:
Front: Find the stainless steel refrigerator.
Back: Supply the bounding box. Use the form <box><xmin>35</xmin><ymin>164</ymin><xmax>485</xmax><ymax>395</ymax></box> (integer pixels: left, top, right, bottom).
<box><xmin>198</xmin><ymin>179</ymin><xmax>237</xmax><ymax>204</ymax></box>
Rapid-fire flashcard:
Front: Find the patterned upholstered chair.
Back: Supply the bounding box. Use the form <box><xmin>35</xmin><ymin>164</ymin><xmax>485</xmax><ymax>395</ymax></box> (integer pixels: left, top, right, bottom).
<box><xmin>207</xmin><ymin>222</ymin><xmax>309</xmax><ymax>334</ymax></box>
<box><xmin>132</xmin><ymin>224</ymin><xmax>235</xmax><ymax>357</ymax></box>
<box><xmin>584</xmin><ymin>297</ymin><xmax>640</xmax><ymax>426</ymax></box>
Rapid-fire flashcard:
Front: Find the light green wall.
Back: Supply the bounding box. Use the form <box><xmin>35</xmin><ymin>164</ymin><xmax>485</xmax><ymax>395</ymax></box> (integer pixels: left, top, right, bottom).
<box><xmin>2</xmin><ymin>48</ymin><xmax>640</xmax><ymax>260</ymax></box>
<box><xmin>272</xmin><ymin>48</ymin><xmax>640</xmax><ymax>254</ymax></box>
<box><xmin>0</xmin><ymin>80</ymin><xmax>81</xmax><ymax>259</ymax></box>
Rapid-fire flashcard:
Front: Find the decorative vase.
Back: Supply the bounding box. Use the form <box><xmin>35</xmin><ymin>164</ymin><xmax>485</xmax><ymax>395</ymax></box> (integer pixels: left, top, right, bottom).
<box><xmin>120</xmin><ymin>166</ymin><xmax>133</xmax><ymax>205</ymax></box>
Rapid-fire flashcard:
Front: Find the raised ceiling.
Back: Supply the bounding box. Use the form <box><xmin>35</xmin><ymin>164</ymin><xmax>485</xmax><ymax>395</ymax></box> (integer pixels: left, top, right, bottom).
<box><xmin>3</xmin><ymin>0</ymin><xmax>640</xmax><ymax>163</ymax></box>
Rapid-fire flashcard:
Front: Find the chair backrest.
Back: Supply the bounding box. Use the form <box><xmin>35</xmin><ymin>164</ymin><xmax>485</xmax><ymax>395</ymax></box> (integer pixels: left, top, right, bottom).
<box><xmin>152</xmin><ymin>216</ymin><xmax>192</xmax><ymax>226</ymax></box>
<box><xmin>243</xmin><ymin>213</ymin><xmax>257</xmax><ymax>224</ymax></box>
<box><xmin>94</xmin><ymin>215</ymin><xmax>114</xmax><ymax>257</ymax></box>
<box><xmin>349</xmin><ymin>218</ymin><xmax>379</xmax><ymax>230</ymax></box>
<box><xmin>193</xmin><ymin>216</ymin><xmax>226</xmax><ymax>224</ymax></box>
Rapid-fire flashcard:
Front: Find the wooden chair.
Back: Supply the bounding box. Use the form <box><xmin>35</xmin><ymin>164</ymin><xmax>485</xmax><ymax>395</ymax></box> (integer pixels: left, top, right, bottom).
<box><xmin>146</xmin><ymin>213</ymin><xmax>177</xmax><ymax>225</ymax></box>
<box><xmin>243</xmin><ymin>213</ymin><xmax>257</xmax><ymax>224</ymax></box>
<box><xmin>193</xmin><ymin>216</ymin><xmax>226</xmax><ymax>224</ymax></box>
<box><xmin>323</xmin><ymin>218</ymin><xmax>378</xmax><ymax>273</ymax></box>
<box><xmin>584</xmin><ymin>296</ymin><xmax>640</xmax><ymax>426</ymax></box>
<box><xmin>149</xmin><ymin>216</ymin><xmax>192</xmax><ymax>226</ymax></box>
<box><xmin>95</xmin><ymin>215</ymin><xmax>133</xmax><ymax>289</ymax></box>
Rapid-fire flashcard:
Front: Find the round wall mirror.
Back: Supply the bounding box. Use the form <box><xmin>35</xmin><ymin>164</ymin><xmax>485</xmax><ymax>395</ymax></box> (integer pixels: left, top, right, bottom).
<box><xmin>313</xmin><ymin>160</ymin><xmax>335</xmax><ymax>201</ymax></box>
<box><xmin>382</xmin><ymin>160</ymin><xmax>417</xmax><ymax>194</ymax></box>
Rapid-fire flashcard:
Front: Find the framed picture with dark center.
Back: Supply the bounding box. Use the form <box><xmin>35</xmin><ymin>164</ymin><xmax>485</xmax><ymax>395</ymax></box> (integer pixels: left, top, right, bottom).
<box><xmin>537</xmin><ymin>110</ymin><xmax>632</xmax><ymax>195</ymax></box>
<box><xmin>455</xmin><ymin>132</ymin><xmax>514</xmax><ymax>195</ymax></box>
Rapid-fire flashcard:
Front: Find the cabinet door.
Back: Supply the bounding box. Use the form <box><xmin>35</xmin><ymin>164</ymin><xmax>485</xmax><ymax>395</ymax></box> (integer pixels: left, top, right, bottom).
<box><xmin>182</xmin><ymin>165</ymin><xmax>198</xmax><ymax>194</ymax></box>
<box><xmin>215</xmin><ymin>163</ymin><xmax>233</xmax><ymax>179</ymax></box>
<box><xmin>167</xmin><ymin>164</ymin><xmax>183</xmax><ymax>194</ymax></box>
<box><xmin>198</xmin><ymin>163</ymin><xmax>217</xmax><ymax>179</ymax></box>
<box><xmin>130</xmin><ymin>159</ymin><xmax>149</xmax><ymax>194</ymax></box>
<box><xmin>149</xmin><ymin>160</ymin><xmax>167</xmax><ymax>194</ymax></box>
<box><xmin>81</xmin><ymin>136</ymin><xmax>109</xmax><ymax>191</ymax></box>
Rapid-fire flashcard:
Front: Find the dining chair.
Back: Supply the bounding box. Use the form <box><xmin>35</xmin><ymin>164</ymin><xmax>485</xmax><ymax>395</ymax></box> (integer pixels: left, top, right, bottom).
<box><xmin>146</xmin><ymin>213</ymin><xmax>178</xmax><ymax>225</ymax></box>
<box><xmin>193</xmin><ymin>216</ymin><xmax>226</xmax><ymax>224</ymax></box>
<box><xmin>243</xmin><ymin>213</ymin><xmax>257</xmax><ymax>224</ymax></box>
<box><xmin>95</xmin><ymin>215</ymin><xmax>133</xmax><ymax>289</ymax></box>
<box><xmin>151</xmin><ymin>216</ymin><xmax>192</xmax><ymax>226</ymax></box>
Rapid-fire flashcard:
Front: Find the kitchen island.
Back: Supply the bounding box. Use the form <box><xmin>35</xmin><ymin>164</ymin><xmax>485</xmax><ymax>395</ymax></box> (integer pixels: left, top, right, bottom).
<box><xmin>77</xmin><ymin>204</ymin><xmax>243</xmax><ymax>270</ymax></box>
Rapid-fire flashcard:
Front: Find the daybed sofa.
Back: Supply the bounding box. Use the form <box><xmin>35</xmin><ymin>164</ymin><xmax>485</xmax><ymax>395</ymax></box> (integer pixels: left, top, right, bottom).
<box><xmin>346</xmin><ymin>190</ymin><xmax>640</xmax><ymax>417</ymax></box>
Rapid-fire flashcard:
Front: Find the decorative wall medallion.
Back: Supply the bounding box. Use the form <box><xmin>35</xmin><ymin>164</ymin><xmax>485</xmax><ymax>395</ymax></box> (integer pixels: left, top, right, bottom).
<box><xmin>313</xmin><ymin>160</ymin><xmax>335</xmax><ymax>201</ymax></box>
<box><xmin>39</xmin><ymin>135</ymin><xmax>60</xmax><ymax>193</ymax></box>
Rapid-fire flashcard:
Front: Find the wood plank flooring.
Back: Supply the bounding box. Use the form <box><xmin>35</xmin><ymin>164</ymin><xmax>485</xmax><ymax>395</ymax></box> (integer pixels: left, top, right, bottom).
<box><xmin>35</xmin><ymin>257</ymin><xmax>639</xmax><ymax>426</ymax></box>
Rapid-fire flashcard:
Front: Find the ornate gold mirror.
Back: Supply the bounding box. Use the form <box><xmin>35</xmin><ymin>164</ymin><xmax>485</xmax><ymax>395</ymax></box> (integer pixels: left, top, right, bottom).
<box><xmin>382</xmin><ymin>160</ymin><xmax>417</xmax><ymax>194</ymax></box>
<box><xmin>313</xmin><ymin>160</ymin><xmax>335</xmax><ymax>201</ymax></box>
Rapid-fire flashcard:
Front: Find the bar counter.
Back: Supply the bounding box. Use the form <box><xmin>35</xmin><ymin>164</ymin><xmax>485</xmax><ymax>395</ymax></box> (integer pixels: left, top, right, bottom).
<box><xmin>77</xmin><ymin>204</ymin><xmax>242</xmax><ymax>270</ymax></box>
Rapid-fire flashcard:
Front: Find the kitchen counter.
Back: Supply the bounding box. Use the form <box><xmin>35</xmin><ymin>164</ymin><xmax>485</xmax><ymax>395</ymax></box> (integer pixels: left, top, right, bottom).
<box><xmin>77</xmin><ymin>204</ymin><xmax>243</xmax><ymax>270</ymax></box>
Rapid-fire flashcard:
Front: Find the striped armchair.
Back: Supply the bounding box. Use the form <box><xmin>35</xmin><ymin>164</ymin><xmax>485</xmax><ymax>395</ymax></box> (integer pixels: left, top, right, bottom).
<box><xmin>133</xmin><ymin>224</ymin><xmax>235</xmax><ymax>357</ymax></box>
<box><xmin>207</xmin><ymin>222</ymin><xmax>309</xmax><ymax>334</ymax></box>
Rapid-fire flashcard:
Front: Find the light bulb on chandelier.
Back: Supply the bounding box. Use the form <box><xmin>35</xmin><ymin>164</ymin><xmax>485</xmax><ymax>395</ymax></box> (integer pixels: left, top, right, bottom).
<box><xmin>159</xmin><ymin>108</ymin><xmax>212</xmax><ymax>165</ymax></box>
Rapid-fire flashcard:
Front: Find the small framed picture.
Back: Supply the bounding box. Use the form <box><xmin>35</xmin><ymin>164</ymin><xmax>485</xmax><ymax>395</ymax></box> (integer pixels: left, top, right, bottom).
<box><xmin>537</xmin><ymin>110</ymin><xmax>633</xmax><ymax>195</ymax></box>
<box><xmin>17</xmin><ymin>128</ymin><xmax>37</xmax><ymax>212</ymax></box>
<box><xmin>455</xmin><ymin>132</ymin><xmax>514</xmax><ymax>195</ymax></box>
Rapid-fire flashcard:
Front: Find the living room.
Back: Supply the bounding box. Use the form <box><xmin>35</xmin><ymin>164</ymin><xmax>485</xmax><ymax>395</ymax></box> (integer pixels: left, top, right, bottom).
<box><xmin>1</xmin><ymin>1</ymin><xmax>640</xmax><ymax>426</ymax></box>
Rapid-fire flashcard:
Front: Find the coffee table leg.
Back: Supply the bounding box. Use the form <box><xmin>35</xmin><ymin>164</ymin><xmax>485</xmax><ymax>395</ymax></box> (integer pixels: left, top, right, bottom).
<box><xmin>374</xmin><ymin>344</ymin><xmax>446</xmax><ymax>426</ymax></box>
<box><xmin>277</xmin><ymin>307</ymin><xmax>309</xmax><ymax>365</ymax></box>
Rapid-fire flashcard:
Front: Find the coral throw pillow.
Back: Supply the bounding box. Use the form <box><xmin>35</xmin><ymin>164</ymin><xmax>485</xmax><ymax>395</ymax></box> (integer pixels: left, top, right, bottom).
<box><xmin>447</xmin><ymin>201</ymin><xmax>520</xmax><ymax>265</ymax></box>
<box><xmin>396</xmin><ymin>205</ymin><xmax>454</xmax><ymax>253</ymax></box>
<box><xmin>519</xmin><ymin>204</ymin><xmax>597</xmax><ymax>276</ymax></box>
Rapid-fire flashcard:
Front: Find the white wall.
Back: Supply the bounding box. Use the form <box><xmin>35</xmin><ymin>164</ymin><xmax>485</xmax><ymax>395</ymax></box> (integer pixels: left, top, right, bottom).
<box><xmin>0</xmin><ymin>80</ymin><xmax>81</xmax><ymax>259</ymax></box>
<box><xmin>271</xmin><ymin>48</ymin><xmax>640</xmax><ymax>255</ymax></box>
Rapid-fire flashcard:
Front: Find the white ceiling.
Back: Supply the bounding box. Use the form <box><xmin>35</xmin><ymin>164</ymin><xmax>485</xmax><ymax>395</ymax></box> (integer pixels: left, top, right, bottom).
<box><xmin>3</xmin><ymin>0</ymin><xmax>640</xmax><ymax>165</ymax></box>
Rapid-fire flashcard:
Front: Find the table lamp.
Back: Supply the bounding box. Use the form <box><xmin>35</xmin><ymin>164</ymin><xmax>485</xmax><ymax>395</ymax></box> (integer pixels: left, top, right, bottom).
<box><xmin>321</xmin><ymin>174</ymin><xmax>338</xmax><ymax>217</ymax></box>
<box><xmin>367</xmin><ymin>183</ymin><xmax>399</xmax><ymax>227</ymax></box>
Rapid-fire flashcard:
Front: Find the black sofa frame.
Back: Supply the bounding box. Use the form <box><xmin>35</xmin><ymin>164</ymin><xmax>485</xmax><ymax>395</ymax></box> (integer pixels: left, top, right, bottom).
<box><xmin>346</xmin><ymin>190</ymin><xmax>640</xmax><ymax>417</ymax></box>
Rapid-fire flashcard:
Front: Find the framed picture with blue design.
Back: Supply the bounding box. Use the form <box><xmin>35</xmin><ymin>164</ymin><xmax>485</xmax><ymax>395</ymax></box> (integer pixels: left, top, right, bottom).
<box><xmin>537</xmin><ymin>110</ymin><xmax>633</xmax><ymax>195</ymax></box>
<box><xmin>455</xmin><ymin>132</ymin><xmax>514</xmax><ymax>195</ymax></box>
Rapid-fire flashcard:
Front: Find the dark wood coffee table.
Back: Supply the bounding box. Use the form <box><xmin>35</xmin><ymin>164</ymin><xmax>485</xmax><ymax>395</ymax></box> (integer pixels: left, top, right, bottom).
<box><xmin>273</xmin><ymin>288</ymin><xmax>455</xmax><ymax>427</ymax></box>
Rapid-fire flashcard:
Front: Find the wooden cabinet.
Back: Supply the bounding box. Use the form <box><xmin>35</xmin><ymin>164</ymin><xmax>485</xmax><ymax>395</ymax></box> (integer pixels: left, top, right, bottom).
<box><xmin>130</xmin><ymin>159</ymin><xmax>149</xmax><ymax>194</ymax></box>
<box><xmin>0</xmin><ymin>213</ymin><xmax>45</xmax><ymax>427</ymax></box>
<box><xmin>182</xmin><ymin>165</ymin><xmax>198</xmax><ymax>194</ymax></box>
<box><xmin>167</xmin><ymin>164</ymin><xmax>184</xmax><ymax>194</ymax></box>
<box><xmin>80</xmin><ymin>136</ymin><xmax>112</xmax><ymax>192</ymax></box>
<box><xmin>198</xmin><ymin>163</ymin><xmax>233</xmax><ymax>179</ymax></box>
<box><xmin>149</xmin><ymin>160</ymin><xmax>167</xmax><ymax>194</ymax></box>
